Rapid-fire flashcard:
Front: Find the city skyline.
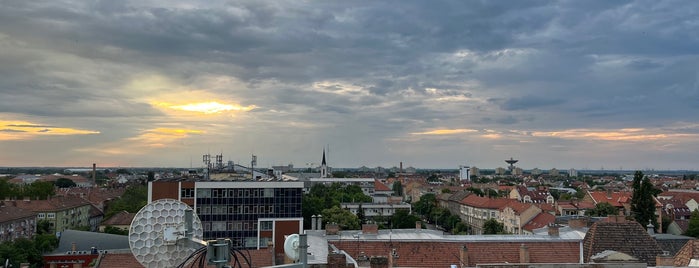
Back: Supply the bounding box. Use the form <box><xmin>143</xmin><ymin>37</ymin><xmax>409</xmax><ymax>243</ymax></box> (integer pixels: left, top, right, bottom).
<box><xmin>2</xmin><ymin>1</ymin><xmax>699</xmax><ymax>170</ymax></box>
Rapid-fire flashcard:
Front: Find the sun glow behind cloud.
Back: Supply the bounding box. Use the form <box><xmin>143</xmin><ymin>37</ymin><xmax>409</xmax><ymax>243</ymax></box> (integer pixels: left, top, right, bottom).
<box><xmin>0</xmin><ymin>120</ymin><xmax>99</xmax><ymax>140</ymax></box>
<box><xmin>165</xmin><ymin>101</ymin><xmax>256</xmax><ymax>114</ymax></box>
<box><xmin>531</xmin><ymin>128</ymin><xmax>696</xmax><ymax>141</ymax></box>
<box><xmin>129</xmin><ymin>128</ymin><xmax>204</xmax><ymax>148</ymax></box>
<box><xmin>411</xmin><ymin>128</ymin><xmax>478</xmax><ymax>135</ymax></box>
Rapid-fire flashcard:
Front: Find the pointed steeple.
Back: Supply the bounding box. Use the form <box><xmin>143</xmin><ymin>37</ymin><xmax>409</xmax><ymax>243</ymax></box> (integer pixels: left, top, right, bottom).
<box><xmin>320</xmin><ymin>149</ymin><xmax>328</xmax><ymax>178</ymax></box>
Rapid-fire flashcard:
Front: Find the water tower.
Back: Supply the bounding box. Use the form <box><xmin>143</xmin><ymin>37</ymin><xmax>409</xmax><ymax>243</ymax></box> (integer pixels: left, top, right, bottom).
<box><xmin>505</xmin><ymin>157</ymin><xmax>518</xmax><ymax>172</ymax></box>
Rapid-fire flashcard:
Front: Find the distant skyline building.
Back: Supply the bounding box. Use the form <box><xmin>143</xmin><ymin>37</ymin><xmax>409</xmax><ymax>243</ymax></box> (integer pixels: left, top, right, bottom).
<box><xmin>568</xmin><ymin>168</ymin><xmax>578</xmax><ymax>177</ymax></box>
<box><xmin>550</xmin><ymin>168</ymin><xmax>559</xmax><ymax>176</ymax></box>
<box><xmin>459</xmin><ymin>165</ymin><xmax>470</xmax><ymax>182</ymax></box>
<box><xmin>512</xmin><ymin>167</ymin><xmax>523</xmax><ymax>176</ymax></box>
<box><xmin>531</xmin><ymin>168</ymin><xmax>542</xmax><ymax>176</ymax></box>
<box><xmin>495</xmin><ymin>167</ymin><xmax>506</xmax><ymax>175</ymax></box>
<box><xmin>470</xmin><ymin>166</ymin><xmax>480</xmax><ymax>177</ymax></box>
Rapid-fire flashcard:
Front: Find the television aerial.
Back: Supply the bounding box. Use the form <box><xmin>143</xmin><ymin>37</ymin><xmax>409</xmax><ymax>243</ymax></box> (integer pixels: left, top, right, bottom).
<box><xmin>128</xmin><ymin>199</ymin><xmax>204</xmax><ymax>268</ymax></box>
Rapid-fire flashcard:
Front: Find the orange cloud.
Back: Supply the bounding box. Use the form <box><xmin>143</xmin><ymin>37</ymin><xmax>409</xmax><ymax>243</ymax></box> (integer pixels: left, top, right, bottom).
<box><xmin>128</xmin><ymin>128</ymin><xmax>204</xmax><ymax>148</ymax></box>
<box><xmin>0</xmin><ymin>120</ymin><xmax>99</xmax><ymax>140</ymax></box>
<box><xmin>154</xmin><ymin>101</ymin><xmax>256</xmax><ymax>115</ymax></box>
<box><xmin>411</xmin><ymin>128</ymin><xmax>478</xmax><ymax>135</ymax></box>
<box><xmin>531</xmin><ymin>128</ymin><xmax>694</xmax><ymax>141</ymax></box>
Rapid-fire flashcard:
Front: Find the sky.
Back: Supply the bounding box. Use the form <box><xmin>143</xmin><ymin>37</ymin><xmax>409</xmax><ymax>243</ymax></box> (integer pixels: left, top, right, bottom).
<box><xmin>1</xmin><ymin>0</ymin><xmax>699</xmax><ymax>170</ymax></box>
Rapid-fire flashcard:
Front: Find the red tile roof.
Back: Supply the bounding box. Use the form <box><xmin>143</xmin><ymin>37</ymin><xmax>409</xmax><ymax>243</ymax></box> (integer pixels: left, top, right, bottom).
<box><xmin>332</xmin><ymin>240</ymin><xmax>580</xmax><ymax>266</ymax></box>
<box><xmin>374</xmin><ymin>179</ymin><xmax>392</xmax><ymax>191</ymax></box>
<box><xmin>461</xmin><ymin>195</ymin><xmax>514</xmax><ymax>209</ymax></box>
<box><xmin>102</xmin><ymin>211</ymin><xmax>135</xmax><ymax>226</ymax></box>
<box><xmin>587</xmin><ymin>191</ymin><xmax>632</xmax><ymax>207</ymax></box>
<box><xmin>10</xmin><ymin>195</ymin><xmax>91</xmax><ymax>212</ymax></box>
<box><xmin>0</xmin><ymin>205</ymin><xmax>36</xmax><ymax>222</ymax></box>
<box><xmin>523</xmin><ymin>213</ymin><xmax>555</xmax><ymax>232</ymax></box>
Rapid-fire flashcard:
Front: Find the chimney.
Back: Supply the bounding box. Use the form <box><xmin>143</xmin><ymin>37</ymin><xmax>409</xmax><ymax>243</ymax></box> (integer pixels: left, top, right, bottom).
<box><xmin>606</xmin><ymin>188</ymin><xmax>613</xmax><ymax>198</ymax></box>
<box><xmin>370</xmin><ymin>256</ymin><xmax>389</xmax><ymax>268</ymax></box>
<box><xmin>92</xmin><ymin>163</ymin><xmax>96</xmax><ymax>184</ymax></box>
<box><xmin>362</xmin><ymin>223</ymin><xmax>378</xmax><ymax>235</ymax></box>
<box><xmin>569</xmin><ymin>217</ymin><xmax>588</xmax><ymax>228</ymax></box>
<box><xmin>548</xmin><ymin>224</ymin><xmax>559</xmax><ymax>237</ymax></box>
<box><xmin>388</xmin><ymin>249</ymin><xmax>399</xmax><ymax>267</ymax></box>
<box><xmin>400</xmin><ymin>162</ymin><xmax>403</xmax><ymax>173</ymax></box>
<box><xmin>311</xmin><ymin>215</ymin><xmax>317</xmax><ymax>231</ymax></box>
<box><xmin>327</xmin><ymin>252</ymin><xmax>347</xmax><ymax>268</ymax></box>
<box><xmin>656</xmin><ymin>251</ymin><xmax>673</xmax><ymax>267</ymax></box>
<box><xmin>647</xmin><ymin>221</ymin><xmax>655</xmax><ymax>235</ymax></box>
<box><xmin>71</xmin><ymin>242</ymin><xmax>77</xmax><ymax>252</ymax></box>
<box><xmin>317</xmin><ymin>215</ymin><xmax>323</xmax><ymax>230</ymax></box>
<box><xmin>326</xmin><ymin>223</ymin><xmax>340</xmax><ymax>235</ymax></box>
<box><xmin>519</xmin><ymin>244</ymin><xmax>530</xmax><ymax>263</ymax></box>
<box><xmin>415</xmin><ymin>221</ymin><xmax>422</xmax><ymax>230</ymax></box>
<box><xmin>460</xmin><ymin>246</ymin><xmax>469</xmax><ymax>267</ymax></box>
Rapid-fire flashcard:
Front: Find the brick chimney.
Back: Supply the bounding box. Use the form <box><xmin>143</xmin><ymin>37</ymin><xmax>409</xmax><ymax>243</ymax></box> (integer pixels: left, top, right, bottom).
<box><xmin>362</xmin><ymin>223</ymin><xmax>378</xmax><ymax>235</ymax></box>
<box><xmin>326</xmin><ymin>223</ymin><xmax>340</xmax><ymax>235</ymax></box>
<box><xmin>327</xmin><ymin>252</ymin><xmax>347</xmax><ymax>268</ymax></box>
<box><xmin>656</xmin><ymin>251</ymin><xmax>673</xmax><ymax>267</ymax></box>
<box><xmin>460</xmin><ymin>246</ymin><xmax>469</xmax><ymax>267</ymax></box>
<box><xmin>519</xmin><ymin>244</ymin><xmax>530</xmax><ymax>263</ymax></box>
<box><xmin>370</xmin><ymin>256</ymin><xmax>389</xmax><ymax>268</ymax></box>
<box><xmin>548</xmin><ymin>224</ymin><xmax>559</xmax><ymax>237</ymax></box>
<box><xmin>569</xmin><ymin>217</ymin><xmax>588</xmax><ymax>228</ymax></box>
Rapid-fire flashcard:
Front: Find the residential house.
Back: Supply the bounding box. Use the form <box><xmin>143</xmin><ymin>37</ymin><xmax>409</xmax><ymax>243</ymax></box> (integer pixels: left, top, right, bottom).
<box><xmin>499</xmin><ymin>202</ymin><xmax>541</xmax><ymax>234</ymax></box>
<box><xmin>582</xmin><ymin>216</ymin><xmax>663</xmax><ymax>266</ymax></box>
<box><xmin>0</xmin><ymin>203</ymin><xmax>36</xmax><ymax>242</ymax></box>
<box><xmin>460</xmin><ymin>195</ymin><xmax>512</xmax><ymax>234</ymax></box>
<box><xmin>99</xmin><ymin>211</ymin><xmax>136</xmax><ymax>232</ymax></box>
<box><xmin>9</xmin><ymin>196</ymin><xmax>93</xmax><ymax>235</ymax></box>
<box><xmin>510</xmin><ymin>185</ymin><xmax>554</xmax><ymax>204</ymax></box>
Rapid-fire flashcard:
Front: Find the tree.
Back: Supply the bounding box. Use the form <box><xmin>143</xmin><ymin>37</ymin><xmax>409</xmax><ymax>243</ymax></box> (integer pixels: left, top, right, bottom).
<box><xmin>55</xmin><ymin>178</ymin><xmax>76</xmax><ymax>188</ymax></box>
<box><xmin>585</xmin><ymin>202</ymin><xmax>619</xmax><ymax>217</ymax></box>
<box><xmin>483</xmin><ymin>218</ymin><xmax>505</xmax><ymax>234</ymax></box>
<box><xmin>104</xmin><ymin>226</ymin><xmax>129</xmax><ymax>236</ymax></box>
<box><xmin>413</xmin><ymin>193</ymin><xmax>436</xmax><ymax>217</ymax></box>
<box><xmin>322</xmin><ymin>206</ymin><xmax>360</xmax><ymax>230</ymax></box>
<box><xmin>104</xmin><ymin>185</ymin><xmax>147</xmax><ymax>219</ymax></box>
<box><xmin>686</xmin><ymin>210</ymin><xmax>699</xmax><ymax>238</ymax></box>
<box><xmin>390</xmin><ymin>209</ymin><xmax>420</xmax><ymax>229</ymax></box>
<box><xmin>23</xmin><ymin>181</ymin><xmax>55</xmax><ymax>199</ymax></box>
<box><xmin>630</xmin><ymin>171</ymin><xmax>657</xmax><ymax>228</ymax></box>
<box><xmin>392</xmin><ymin>181</ymin><xmax>403</xmax><ymax>196</ymax></box>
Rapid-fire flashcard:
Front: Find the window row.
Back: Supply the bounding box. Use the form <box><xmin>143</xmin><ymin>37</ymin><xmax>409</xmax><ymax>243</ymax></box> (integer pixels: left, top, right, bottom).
<box><xmin>196</xmin><ymin>188</ymin><xmax>276</xmax><ymax>198</ymax></box>
<box><xmin>197</xmin><ymin>205</ymin><xmax>275</xmax><ymax>215</ymax></box>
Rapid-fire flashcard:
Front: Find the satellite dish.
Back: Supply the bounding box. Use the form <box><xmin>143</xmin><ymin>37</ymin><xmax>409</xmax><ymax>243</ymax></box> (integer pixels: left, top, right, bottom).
<box><xmin>129</xmin><ymin>199</ymin><xmax>203</xmax><ymax>268</ymax></box>
<box><xmin>284</xmin><ymin>234</ymin><xmax>300</xmax><ymax>261</ymax></box>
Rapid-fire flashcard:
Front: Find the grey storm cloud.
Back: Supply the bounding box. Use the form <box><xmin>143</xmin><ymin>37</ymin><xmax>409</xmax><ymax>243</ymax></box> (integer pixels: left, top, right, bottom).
<box><xmin>1</xmin><ymin>0</ymin><xmax>699</xmax><ymax>169</ymax></box>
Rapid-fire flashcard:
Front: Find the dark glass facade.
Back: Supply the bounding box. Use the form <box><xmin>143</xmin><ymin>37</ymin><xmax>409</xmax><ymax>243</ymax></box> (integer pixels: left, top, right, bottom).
<box><xmin>195</xmin><ymin>186</ymin><xmax>302</xmax><ymax>248</ymax></box>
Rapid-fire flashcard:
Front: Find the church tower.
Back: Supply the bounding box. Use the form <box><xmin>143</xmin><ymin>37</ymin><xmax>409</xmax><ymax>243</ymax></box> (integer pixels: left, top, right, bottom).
<box><xmin>320</xmin><ymin>150</ymin><xmax>328</xmax><ymax>178</ymax></box>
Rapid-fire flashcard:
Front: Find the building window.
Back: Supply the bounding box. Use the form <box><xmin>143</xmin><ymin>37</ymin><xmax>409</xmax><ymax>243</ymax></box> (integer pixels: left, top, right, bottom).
<box><xmin>260</xmin><ymin>221</ymin><xmax>273</xmax><ymax>231</ymax></box>
<box><xmin>47</xmin><ymin>213</ymin><xmax>55</xmax><ymax>219</ymax></box>
<box><xmin>181</xmin><ymin>188</ymin><xmax>194</xmax><ymax>198</ymax></box>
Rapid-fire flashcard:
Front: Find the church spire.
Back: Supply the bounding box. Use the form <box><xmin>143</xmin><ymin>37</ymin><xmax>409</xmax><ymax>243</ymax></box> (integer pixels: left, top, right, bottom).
<box><xmin>320</xmin><ymin>149</ymin><xmax>328</xmax><ymax>178</ymax></box>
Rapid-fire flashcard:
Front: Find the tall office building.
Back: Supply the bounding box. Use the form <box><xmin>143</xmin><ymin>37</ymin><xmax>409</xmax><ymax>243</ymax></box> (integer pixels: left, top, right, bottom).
<box><xmin>148</xmin><ymin>180</ymin><xmax>303</xmax><ymax>260</ymax></box>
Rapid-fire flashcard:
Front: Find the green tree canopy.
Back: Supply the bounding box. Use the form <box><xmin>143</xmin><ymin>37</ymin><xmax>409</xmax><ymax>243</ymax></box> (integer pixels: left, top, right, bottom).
<box><xmin>55</xmin><ymin>178</ymin><xmax>76</xmax><ymax>188</ymax></box>
<box><xmin>483</xmin><ymin>218</ymin><xmax>505</xmax><ymax>234</ymax></box>
<box><xmin>413</xmin><ymin>193</ymin><xmax>436</xmax><ymax>217</ymax></box>
<box><xmin>631</xmin><ymin>171</ymin><xmax>657</xmax><ymax>228</ymax></box>
<box><xmin>104</xmin><ymin>185</ymin><xmax>147</xmax><ymax>219</ymax></box>
<box><xmin>302</xmin><ymin>183</ymin><xmax>373</xmax><ymax>229</ymax></box>
<box><xmin>585</xmin><ymin>202</ymin><xmax>619</xmax><ymax>217</ymax></box>
<box><xmin>392</xmin><ymin>181</ymin><xmax>403</xmax><ymax>196</ymax></box>
<box><xmin>686</xmin><ymin>210</ymin><xmax>699</xmax><ymax>238</ymax></box>
<box><xmin>322</xmin><ymin>206</ymin><xmax>360</xmax><ymax>230</ymax></box>
<box><xmin>390</xmin><ymin>209</ymin><xmax>420</xmax><ymax>229</ymax></box>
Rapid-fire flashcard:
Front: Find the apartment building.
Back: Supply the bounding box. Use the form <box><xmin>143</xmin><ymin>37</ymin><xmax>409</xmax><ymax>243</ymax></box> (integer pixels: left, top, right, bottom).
<box><xmin>9</xmin><ymin>196</ymin><xmax>92</xmax><ymax>235</ymax></box>
<box><xmin>0</xmin><ymin>204</ymin><xmax>36</xmax><ymax>242</ymax></box>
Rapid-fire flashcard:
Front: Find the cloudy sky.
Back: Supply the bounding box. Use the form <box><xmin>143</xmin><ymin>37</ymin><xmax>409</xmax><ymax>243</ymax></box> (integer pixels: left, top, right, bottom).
<box><xmin>1</xmin><ymin>0</ymin><xmax>698</xmax><ymax>170</ymax></box>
